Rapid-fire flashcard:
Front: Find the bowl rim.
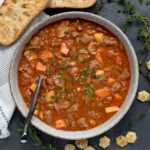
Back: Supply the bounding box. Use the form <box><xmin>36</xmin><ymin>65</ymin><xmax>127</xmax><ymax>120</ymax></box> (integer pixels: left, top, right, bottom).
<box><xmin>9</xmin><ymin>11</ymin><xmax>139</xmax><ymax>140</ymax></box>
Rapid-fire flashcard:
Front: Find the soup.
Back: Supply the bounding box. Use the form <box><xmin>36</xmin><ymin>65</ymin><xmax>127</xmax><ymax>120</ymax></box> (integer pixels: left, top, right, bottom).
<box><xmin>18</xmin><ymin>19</ymin><xmax>130</xmax><ymax>131</ymax></box>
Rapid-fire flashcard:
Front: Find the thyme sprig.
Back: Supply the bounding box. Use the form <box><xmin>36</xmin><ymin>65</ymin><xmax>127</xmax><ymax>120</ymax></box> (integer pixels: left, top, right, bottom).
<box><xmin>28</xmin><ymin>126</ymin><xmax>56</xmax><ymax>150</ymax></box>
<box><xmin>17</xmin><ymin>125</ymin><xmax>56</xmax><ymax>150</ymax></box>
<box><xmin>29</xmin><ymin>126</ymin><xmax>56</xmax><ymax>150</ymax></box>
<box><xmin>94</xmin><ymin>0</ymin><xmax>105</xmax><ymax>14</ymax></box>
<box><xmin>120</xmin><ymin>1</ymin><xmax>150</xmax><ymax>79</ymax></box>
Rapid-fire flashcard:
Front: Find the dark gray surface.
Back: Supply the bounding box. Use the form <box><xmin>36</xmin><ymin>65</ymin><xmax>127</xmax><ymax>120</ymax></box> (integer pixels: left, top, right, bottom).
<box><xmin>0</xmin><ymin>1</ymin><xmax>150</xmax><ymax>150</ymax></box>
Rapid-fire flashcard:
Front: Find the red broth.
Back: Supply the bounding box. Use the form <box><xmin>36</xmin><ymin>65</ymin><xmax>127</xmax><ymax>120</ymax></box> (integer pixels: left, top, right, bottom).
<box><xmin>18</xmin><ymin>19</ymin><xmax>130</xmax><ymax>131</ymax></box>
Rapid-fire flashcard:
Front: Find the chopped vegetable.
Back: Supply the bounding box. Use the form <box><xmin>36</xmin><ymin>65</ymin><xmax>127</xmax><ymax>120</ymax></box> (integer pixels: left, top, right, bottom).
<box><xmin>98</xmin><ymin>76</ymin><xmax>106</xmax><ymax>81</ymax></box>
<box><xmin>95</xmin><ymin>53</ymin><xmax>103</xmax><ymax>63</ymax></box>
<box><xmin>80</xmin><ymin>67</ymin><xmax>89</xmax><ymax>83</ymax></box>
<box><xmin>116</xmin><ymin>135</ymin><xmax>128</xmax><ymax>148</ymax></box>
<box><xmin>39</xmin><ymin>111</ymin><xmax>44</xmax><ymax>120</ymax></box>
<box><xmin>125</xmin><ymin>131</ymin><xmax>137</xmax><ymax>144</ymax></box>
<box><xmin>34</xmin><ymin>109</ymin><xmax>39</xmax><ymax>115</ymax></box>
<box><xmin>77</xmin><ymin>87</ymin><xmax>81</xmax><ymax>92</ymax></box>
<box><xmin>58</xmin><ymin>27</ymin><xmax>69</xmax><ymax>38</ymax></box>
<box><xmin>89</xmin><ymin>83</ymin><xmax>95</xmax><ymax>90</ymax></box>
<box><xmin>89</xmin><ymin>119</ymin><xmax>96</xmax><ymax>126</ymax></box>
<box><xmin>105</xmin><ymin>106</ymin><xmax>120</xmax><ymax>113</ymax></box>
<box><xmin>51</xmin><ymin>58</ymin><xmax>57</xmax><ymax>67</ymax></box>
<box><xmin>46</xmin><ymin>68</ymin><xmax>52</xmax><ymax>76</ymax></box>
<box><xmin>36</xmin><ymin>62</ymin><xmax>46</xmax><ymax>73</ymax></box>
<box><xmin>72</xmin><ymin>53</ymin><xmax>79</xmax><ymax>60</ymax></box>
<box><xmin>62</xmin><ymin>65</ymin><xmax>71</xmax><ymax>71</ymax></box>
<box><xmin>88</xmin><ymin>42</ymin><xmax>98</xmax><ymax>55</ymax></box>
<box><xmin>61</xmin><ymin>42</ymin><xmax>70</xmax><ymax>56</ymax></box>
<box><xmin>114</xmin><ymin>93</ymin><xmax>123</xmax><ymax>100</ymax></box>
<box><xmin>56</xmin><ymin>87</ymin><xmax>66</xmax><ymax>101</ymax></box>
<box><xmin>94</xmin><ymin>33</ymin><xmax>104</xmax><ymax>42</ymax></box>
<box><xmin>108</xmin><ymin>78</ymin><xmax>116</xmax><ymax>85</ymax></box>
<box><xmin>53</xmin><ymin>72</ymin><xmax>66</xmax><ymax>88</ymax></box>
<box><xmin>46</xmin><ymin>90</ymin><xmax>55</xmax><ymax>103</ymax></box>
<box><xmin>84</xmin><ymin>86</ymin><xmax>94</xmax><ymax>101</ymax></box>
<box><xmin>95</xmin><ymin>89</ymin><xmax>110</xmax><ymax>97</ymax></box>
<box><xmin>91</xmin><ymin>69</ymin><xmax>96</xmax><ymax>78</ymax></box>
<box><xmin>24</xmin><ymin>50</ymin><xmax>37</xmax><ymax>61</ymax></box>
<box><xmin>39</xmin><ymin>50</ymin><xmax>53</xmax><ymax>60</ymax></box>
<box><xmin>99</xmin><ymin>136</ymin><xmax>111</xmax><ymax>149</ymax></box>
<box><xmin>55</xmin><ymin>119</ymin><xmax>66</xmax><ymax>128</ymax></box>
<box><xmin>80</xmin><ymin>34</ymin><xmax>93</xmax><ymax>45</ymax></box>
<box><xmin>30</xmin><ymin>83</ymin><xmax>37</xmax><ymax>92</ymax></box>
<box><xmin>95</xmin><ymin>70</ymin><xmax>105</xmax><ymax>78</ymax></box>
<box><xmin>138</xmin><ymin>90</ymin><xmax>150</xmax><ymax>102</ymax></box>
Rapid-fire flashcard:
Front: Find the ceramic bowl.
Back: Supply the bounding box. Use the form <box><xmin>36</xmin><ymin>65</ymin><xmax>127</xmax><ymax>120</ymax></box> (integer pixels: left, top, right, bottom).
<box><xmin>9</xmin><ymin>12</ymin><xmax>139</xmax><ymax>140</ymax></box>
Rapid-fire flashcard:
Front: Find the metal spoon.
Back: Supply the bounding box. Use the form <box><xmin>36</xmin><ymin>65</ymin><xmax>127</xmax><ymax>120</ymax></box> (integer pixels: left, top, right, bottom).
<box><xmin>20</xmin><ymin>76</ymin><xmax>44</xmax><ymax>143</ymax></box>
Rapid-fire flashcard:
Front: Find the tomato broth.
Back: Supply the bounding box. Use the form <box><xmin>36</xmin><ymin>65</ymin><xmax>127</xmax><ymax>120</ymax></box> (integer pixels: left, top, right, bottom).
<box><xmin>18</xmin><ymin>19</ymin><xmax>130</xmax><ymax>131</ymax></box>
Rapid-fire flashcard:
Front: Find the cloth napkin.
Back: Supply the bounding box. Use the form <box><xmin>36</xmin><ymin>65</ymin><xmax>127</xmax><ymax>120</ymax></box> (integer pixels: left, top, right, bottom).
<box><xmin>0</xmin><ymin>12</ymin><xmax>50</xmax><ymax>139</ymax></box>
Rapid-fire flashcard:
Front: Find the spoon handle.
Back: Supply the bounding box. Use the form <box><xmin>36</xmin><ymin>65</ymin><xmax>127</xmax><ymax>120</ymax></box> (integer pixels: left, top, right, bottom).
<box><xmin>20</xmin><ymin>76</ymin><xmax>44</xmax><ymax>143</ymax></box>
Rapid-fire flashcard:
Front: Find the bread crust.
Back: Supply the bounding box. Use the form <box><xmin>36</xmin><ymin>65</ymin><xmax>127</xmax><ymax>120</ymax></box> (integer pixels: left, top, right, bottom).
<box><xmin>0</xmin><ymin>0</ymin><xmax>49</xmax><ymax>45</ymax></box>
<box><xmin>48</xmin><ymin>0</ymin><xmax>96</xmax><ymax>8</ymax></box>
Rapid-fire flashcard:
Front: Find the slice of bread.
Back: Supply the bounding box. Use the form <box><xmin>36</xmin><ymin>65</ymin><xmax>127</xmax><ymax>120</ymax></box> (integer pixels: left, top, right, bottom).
<box><xmin>48</xmin><ymin>0</ymin><xmax>96</xmax><ymax>8</ymax></box>
<box><xmin>0</xmin><ymin>0</ymin><xmax>49</xmax><ymax>45</ymax></box>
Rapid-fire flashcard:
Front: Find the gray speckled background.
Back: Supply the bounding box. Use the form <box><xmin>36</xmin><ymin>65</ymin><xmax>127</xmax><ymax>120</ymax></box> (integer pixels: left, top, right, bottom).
<box><xmin>0</xmin><ymin>0</ymin><xmax>150</xmax><ymax>150</ymax></box>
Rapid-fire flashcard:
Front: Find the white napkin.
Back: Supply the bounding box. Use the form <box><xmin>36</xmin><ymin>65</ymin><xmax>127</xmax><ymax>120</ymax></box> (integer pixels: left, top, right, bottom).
<box><xmin>0</xmin><ymin>12</ymin><xmax>50</xmax><ymax>139</ymax></box>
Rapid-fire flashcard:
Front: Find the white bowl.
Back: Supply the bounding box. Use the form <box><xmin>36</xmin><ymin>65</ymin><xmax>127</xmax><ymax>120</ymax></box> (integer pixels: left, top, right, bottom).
<box><xmin>9</xmin><ymin>11</ymin><xmax>139</xmax><ymax>140</ymax></box>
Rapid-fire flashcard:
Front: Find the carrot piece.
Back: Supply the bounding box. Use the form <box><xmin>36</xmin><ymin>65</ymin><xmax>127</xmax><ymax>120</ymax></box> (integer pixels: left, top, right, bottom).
<box><xmin>108</xmin><ymin>78</ymin><xmax>116</xmax><ymax>85</ymax></box>
<box><xmin>40</xmin><ymin>50</ymin><xmax>53</xmax><ymax>59</ymax></box>
<box><xmin>60</xmin><ymin>42</ymin><xmax>70</xmax><ymax>56</ymax></box>
<box><xmin>95</xmin><ymin>89</ymin><xmax>110</xmax><ymax>97</ymax></box>
<box><xmin>89</xmin><ymin>119</ymin><xmax>96</xmax><ymax>126</ymax></box>
<box><xmin>30</xmin><ymin>83</ymin><xmax>37</xmax><ymax>92</ymax></box>
<box><xmin>114</xmin><ymin>93</ymin><xmax>123</xmax><ymax>100</ymax></box>
<box><xmin>96</xmin><ymin>53</ymin><xmax>103</xmax><ymax>63</ymax></box>
<box><xmin>34</xmin><ymin>109</ymin><xmax>39</xmax><ymax>115</ymax></box>
<box><xmin>105</xmin><ymin>106</ymin><xmax>120</xmax><ymax>113</ymax></box>
<box><xmin>36</xmin><ymin>62</ymin><xmax>46</xmax><ymax>73</ymax></box>
<box><xmin>39</xmin><ymin>111</ymin><xmax>44</xmax><ymax>120</ymax></box>
<box><xmin>55</xmin><ymin>119</ymin><xmax>66</xmax><ymax>128</ymax></box>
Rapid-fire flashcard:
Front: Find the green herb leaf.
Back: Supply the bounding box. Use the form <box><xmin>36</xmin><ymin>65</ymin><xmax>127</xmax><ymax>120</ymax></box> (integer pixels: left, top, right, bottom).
<box><xmin>84</xmin><ymin>86</ymin><xmax>94</xmax><ymax>101</ymax></box>
<box><xmin>62</xmin><ymin>65</ymin><xmax>71</xmax><ymax>71</ymax></box>
<box><xmin>98</xmin><ymin>76</ymin><xmax>106</xmax><ymax>81</ymax></box>
<box><xmin>56</xmin><ymin>87</ymin><xmax>66</xmax><ymax>100</ymax></box>
<box><xmin>28</xmin><ymin>126</ymin><xmax>56</xmax><ymax>150</ymax></box>
<box><xmin>46</xmin><ymin>68</ymin><xmax>52</xmax><ymax>76</ymax></box>
<box><xmin>91</xmin><ymin>69</ymin><xmax>96</xmax><ymax>78</ymax></box>
<box><xmin>72</xmin><ymin>53</ymin><xmax>79</xmax><ymax>60</ymax></box>
<box><xmin>138</xmin><ymin>0</ymin><xmax>144</xmax><ymax>5</ymax></box>
<box><xmin>89</xmin><ymin>83</ymin><xmax>96</xmax><ymax>90</ymax></box>
<box><xmin>94</xmin><ymin>0</ymin><xmax>105</xmax><ymax>14</ymax></box>
<box><xmin>17</xmin><ymin>128</ymin><xmax>23</xmax><ymax>132</ymax></box>
<box><xmin>137</xmin><ymin>29</ymin><xmax>148</xmax><ymax>40</ymax></box>
<box><xmin>51</xmin><ymin>58</ymin><xmax>57</xmax><ymax>67</ymax></box>
<box><xmin>64</xmin><ymin>31</ymin><xmax>69</xmax><ymax>35</ymax></box>
<box><xmin>80</xmin><ymin>67</ymin><xmax>89</xmax><ymax>83</ymax></box>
